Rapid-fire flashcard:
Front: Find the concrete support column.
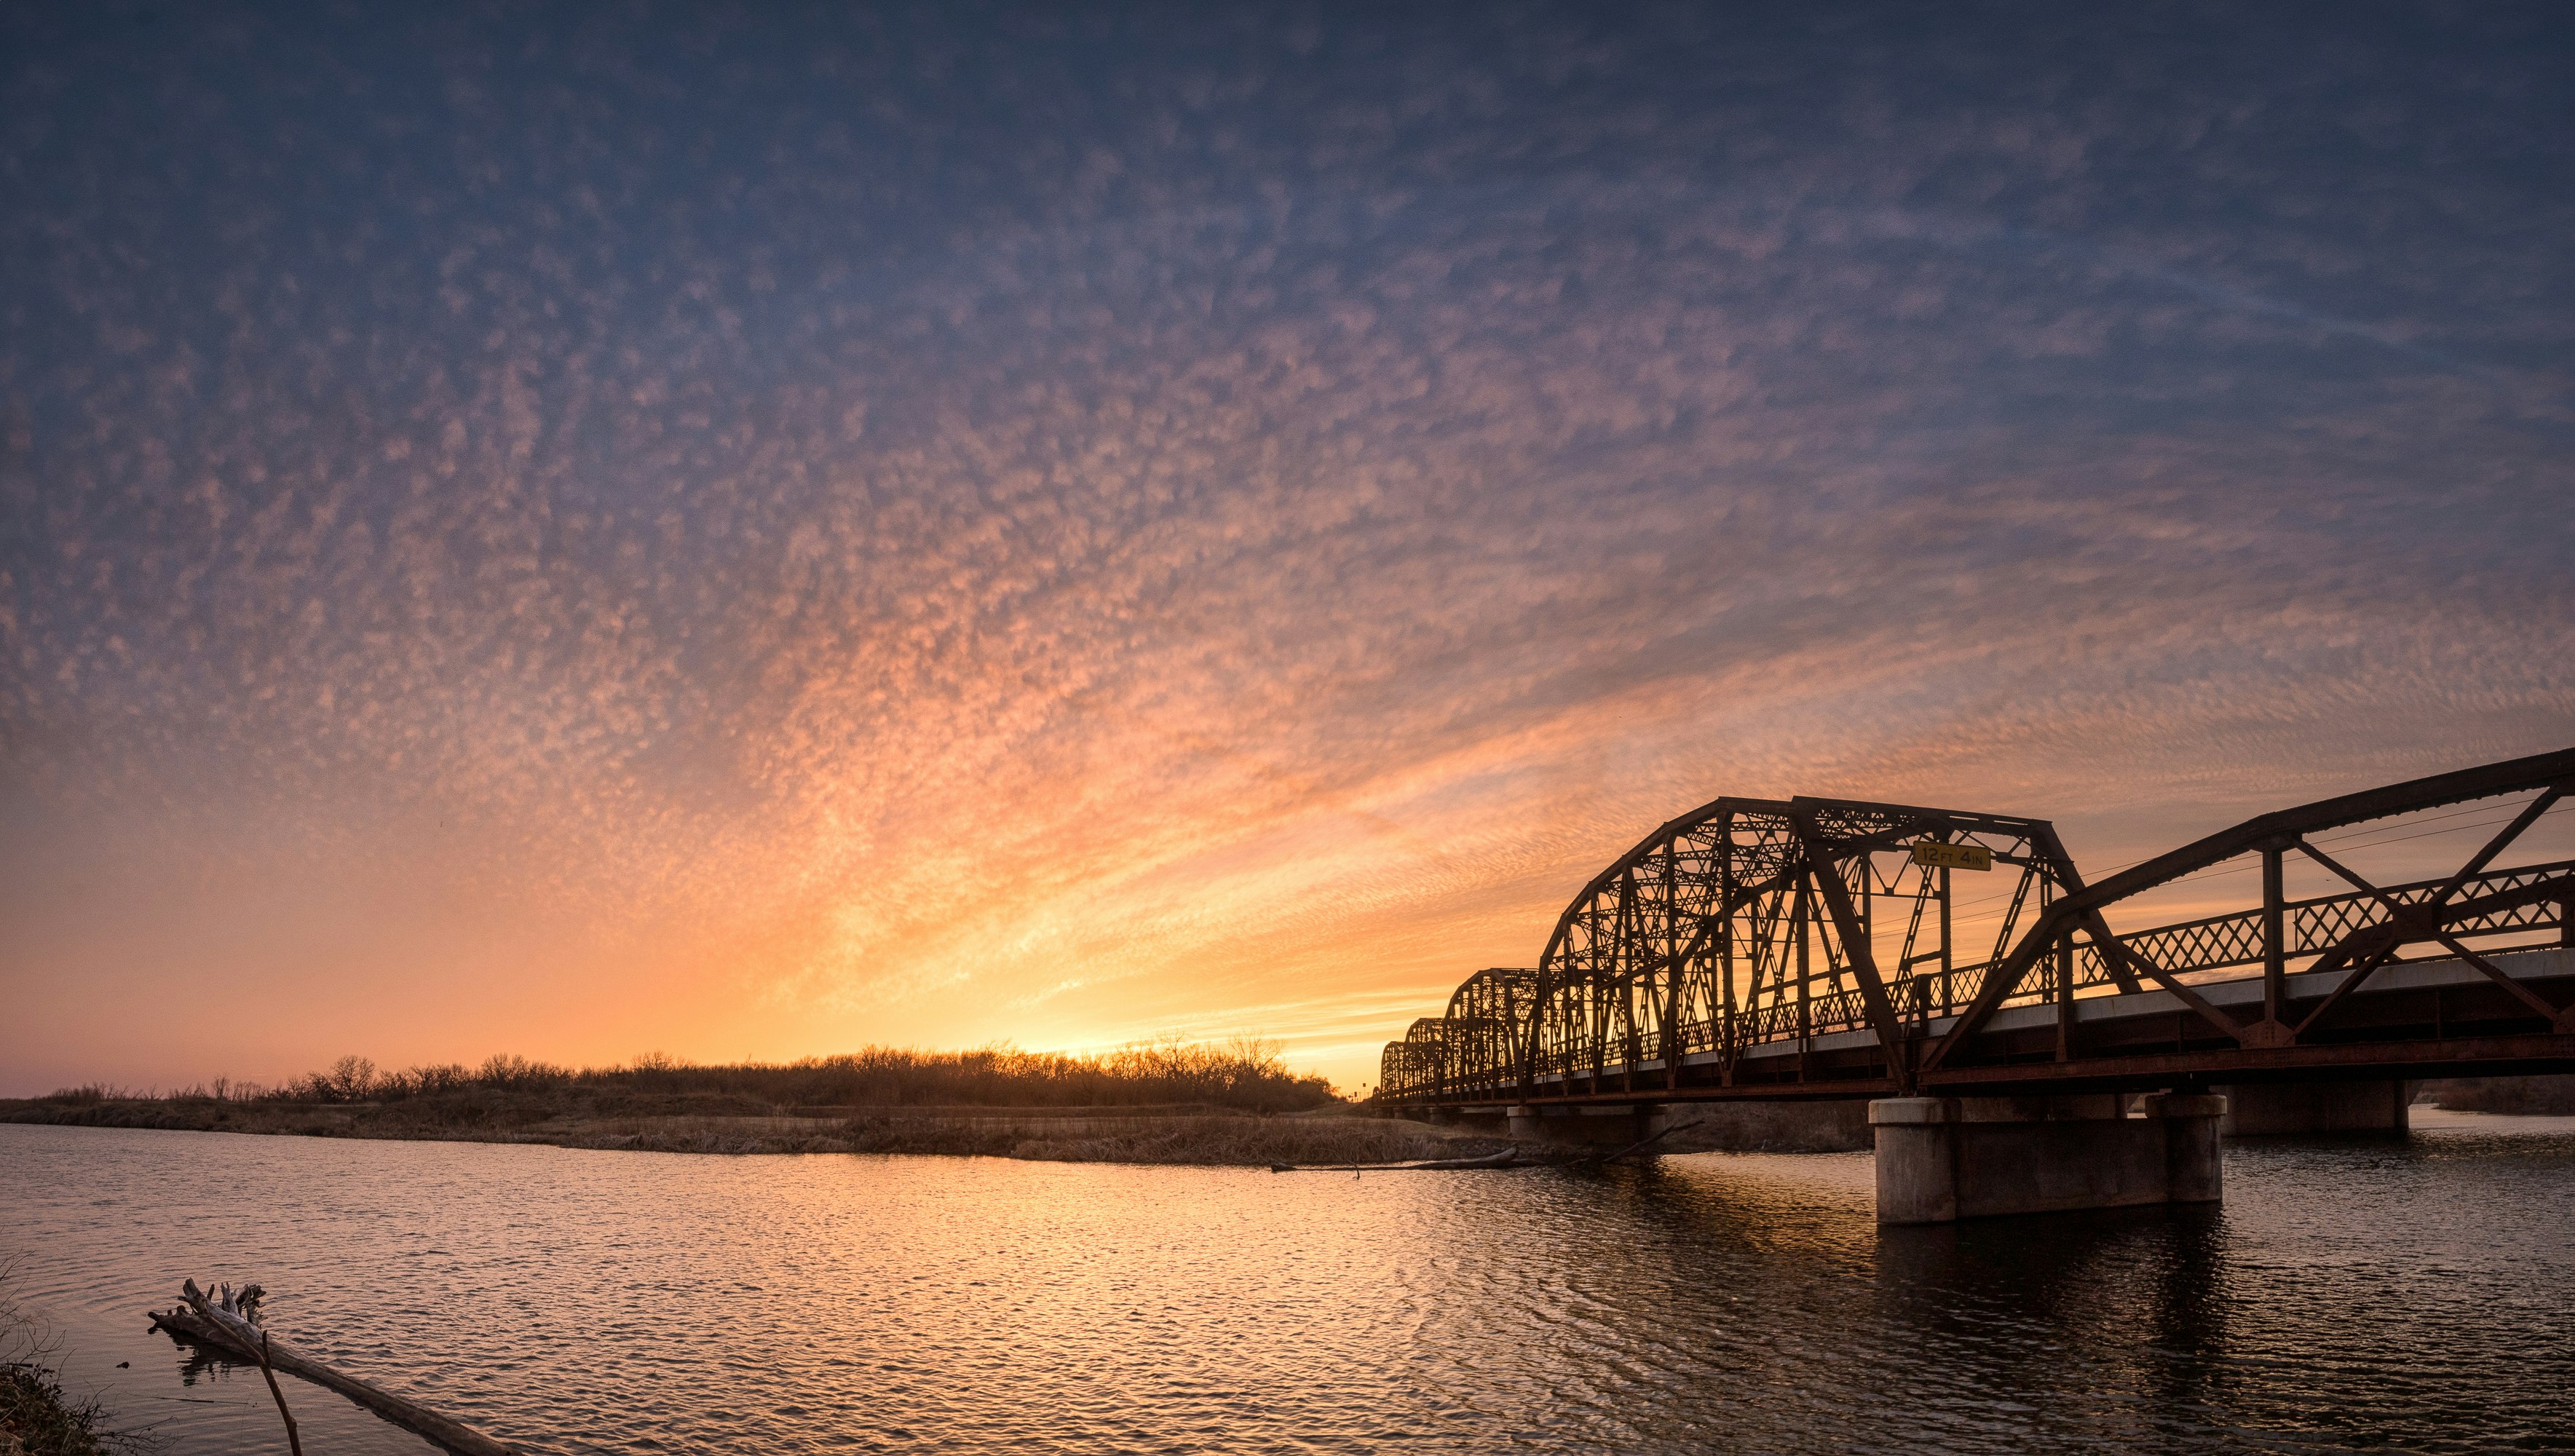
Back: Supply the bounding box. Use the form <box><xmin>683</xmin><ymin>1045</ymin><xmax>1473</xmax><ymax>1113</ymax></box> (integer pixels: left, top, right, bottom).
<box><xmin>1506</xmin><ymin>1104</ymin><xmax>1541</xmax><ymax>1141</ymax></box>
<box><xmin>1871</xmin><ymin>1093</ymin><xmax>2233</xmax><ymax>1224</ymax></box>
<box><xmin>1869</xmin><ymin>1097</ymin><xmax>1959</xmax><ymax>1224</ymax></box>
<box><xmin>2140</xmin><ymin>1093</ymin><xmax>2227</xmax><ymax>1203</ymax></box>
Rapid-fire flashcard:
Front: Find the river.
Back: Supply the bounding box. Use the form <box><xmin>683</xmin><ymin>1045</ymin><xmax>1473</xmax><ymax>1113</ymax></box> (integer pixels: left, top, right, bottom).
<box><xmin>4</xmin><ymin>1112</ymin><xmax>2571</xmax><ymax>1454</ymax></box>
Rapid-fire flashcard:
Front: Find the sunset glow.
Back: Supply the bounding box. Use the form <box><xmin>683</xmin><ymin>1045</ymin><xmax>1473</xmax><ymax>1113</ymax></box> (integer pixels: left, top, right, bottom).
<box><xmin>5</xmin><ymin>6</ymin><xmax>2571</xmax><ymax>1098</ymax></box>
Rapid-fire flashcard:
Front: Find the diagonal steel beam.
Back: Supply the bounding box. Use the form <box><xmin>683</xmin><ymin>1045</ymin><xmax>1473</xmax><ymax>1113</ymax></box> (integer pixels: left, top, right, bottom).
<box><xmin>2079</xmin><ymin>910</ymin><xmax>2260</xmax><ymax>1045</ymax></box>
<box><xmin>2426</xmin><ymin>788</ymin><xmax>2564</xmax><ymax>907</ymax></box>
<box><xmin>2426</xmin><ymin>929</ymin><xmax>2574</xmax><ymax>1029</ymax></box>
<box><xmin>1789</xmin><ymin>808</ymin><xmax>1915</xmax><ymax>1093</ymax></box>
<box><xmin>2297</xmin><ymin>824</ymin><xmax>2575</xmax><ymax>1041</ymax></box>
<box><xmin>2035</xmin><ymin>826</ymin><xmax>2141</xmax><ymax>994</ymax></box>
<box><xmin>1923</xmin><ymin>749</ymin><xmax>2574</xmax><ymax>1075</ymax></box>
<box><xmin>2297</xmin><ymin>819</ymin><xmax>2575</xmax><ymax>1030</ymax></box>
<box><xmin>2277</xmin><ymin>839</ymin><xmax>2431</xmax><ymax>1039</ymax></box>
<box><xmin>2070</xmin><ymin>750</ymin><xmax>2575</xmax><ymax>918</ymax></box>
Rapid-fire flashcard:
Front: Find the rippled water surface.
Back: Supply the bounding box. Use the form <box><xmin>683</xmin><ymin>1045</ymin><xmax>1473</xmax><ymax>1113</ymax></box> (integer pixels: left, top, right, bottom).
<box><xmin>5</xmin><ymin>1112</ymin><xmax>2573</xmax><ymax>1454</ymax></box>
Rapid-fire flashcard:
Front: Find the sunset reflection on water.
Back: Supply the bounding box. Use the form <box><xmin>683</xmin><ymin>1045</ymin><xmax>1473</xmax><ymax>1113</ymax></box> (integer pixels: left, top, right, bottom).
<box><xmin>6</xmin><ymin>1118</ymin><xmax>2570</xmax><ymax>1453</ymax></box>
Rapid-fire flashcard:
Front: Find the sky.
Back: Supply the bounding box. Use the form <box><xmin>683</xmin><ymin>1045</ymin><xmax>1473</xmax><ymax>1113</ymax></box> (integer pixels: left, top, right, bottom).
<box><xmin>4</xmin><ymin>1</ymin><xmax>2571</xmax><ymax>1097</ymax></box>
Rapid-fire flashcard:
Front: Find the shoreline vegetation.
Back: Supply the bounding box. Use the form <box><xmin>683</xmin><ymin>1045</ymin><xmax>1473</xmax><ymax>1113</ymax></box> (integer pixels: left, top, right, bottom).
<box><xmin>0</xmin><ymin>1361</ymin><xmax>110</xmax><ymax>1456</ymax></box>
<box><xmin>0</xmin><ymin>1042</ymin><xmax>1510</xmax><ymax>1168</ymax></box>
<box><xmin>7</xmin><ymin>1052</ymin><xmax>2567</xmax><ymax>1168</ymax></box>
<box><xmin>2</xmin><ymin>1261</ymin><xmax>115</xmax><ymax>1456</ymax></box>
<box><xmin>2419</xmin><ymin>1075</ymin><xmax>2575</xmax><ymax>1116</ymax></box>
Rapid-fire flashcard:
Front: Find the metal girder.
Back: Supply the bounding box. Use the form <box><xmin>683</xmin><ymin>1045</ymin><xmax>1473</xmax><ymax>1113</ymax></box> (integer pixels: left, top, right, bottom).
<box><xmin>1917</xmin><ymin>746</ymin><xmax>2575</xmax><ymax>1076</ymax></box>
<box><xmin>1791</xmin><ymin>805</ymin><xmax>1917</xmax><ymax>1091</ymax></box>
<box><xmin>1498</xmin><ymin>792</ymin><xmax>2070</xmax><ymax>1099</ymax></box>
<box><xmin>1376</xmin><ymin>747</ymin><xmax>2575</xmax><ymax>1107</ymax></box>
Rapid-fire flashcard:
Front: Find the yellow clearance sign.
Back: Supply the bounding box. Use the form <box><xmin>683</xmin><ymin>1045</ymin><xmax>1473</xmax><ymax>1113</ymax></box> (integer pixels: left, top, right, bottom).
<box><xmin>1910</xmin><ymin>839</ymin><xmax>1994</xmax><ymax>871</ymax></box>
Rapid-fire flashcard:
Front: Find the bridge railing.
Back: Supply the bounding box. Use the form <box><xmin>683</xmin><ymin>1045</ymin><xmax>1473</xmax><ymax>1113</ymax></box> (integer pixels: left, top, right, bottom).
<box><xmin>1377</xmin><ymin>850</ymin><xmax>2573</xmax><ymax>1100</ymax></box>
<box><xmin>2068</xmin><ymin>857</ymin><xmax>2574</xmax><ymax>989</ymax></box>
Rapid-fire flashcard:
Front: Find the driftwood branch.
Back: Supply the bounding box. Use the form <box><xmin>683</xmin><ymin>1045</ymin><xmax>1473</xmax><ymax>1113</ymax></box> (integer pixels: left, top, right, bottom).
<box><xmin>1573</xmin><ymin>1118</ymin><xmax>1701</xmax><ymax>1165</ymax></box>
<box><xmin>252</xmin><ymin>1328</ymin><xmax>304</xmax><ymax>1456</ymax></box>
<box><xmin>1267</xmin><ymin>1117</ymin><xmax>1708</xmax><ymax>1174</ymax></box>
<box><xmin>1268</xmin><ymin>1147</ymin><xmax>1524</xmax><ymax>1173</ymax></box>
<box><xmin>149</xmin><ymin>1278</ymin><xmax>519</xmax><ymax>1456</ymax></box>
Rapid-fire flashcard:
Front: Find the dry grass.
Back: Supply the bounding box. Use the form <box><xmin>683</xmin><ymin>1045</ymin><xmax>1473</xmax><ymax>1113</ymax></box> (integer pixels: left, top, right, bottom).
<box><xmin>2421</xmin><ymin>1075</ymin><xmax>2575</xmax><ymax>1115</ymax></box>
<box><xmin>548</xmin><ymin>1116</ymin><xmax>864</xmax><ymax>1155</ymax></box>
<box><xmin>1</xmin><ymin>1260</ymin><xmax>116</xmax><ymax>1456</ymax></box>
<box><xmin>548</xmin><ymin>1112</ymin><xmax>1511</xmax><ymax>1166</ymax></box>
<box><xmin>0</xmin><ymin>1365</ymin><xmax>112</xmax><ymax>1456</ymax></box>
<box><xmin>842</xmin><ymin>1112</ymin><xmax>1507</xmax><ymax>1165</ymax></box>
<box><xmin>81</xmin><ymin>1040</ymin><xmax>1339</xmax><ymax>1115</ymax></box>
<box><xmin>0</xmin><ymin>1099</ymin><xmax>1503</xmax><ymax>1168</ymax></box>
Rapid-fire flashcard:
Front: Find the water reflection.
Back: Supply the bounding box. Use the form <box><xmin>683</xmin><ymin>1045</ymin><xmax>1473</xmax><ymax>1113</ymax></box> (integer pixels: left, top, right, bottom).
<box><xmin>2</xmin><ymin>1123</ymin><xmax>2570</xmax><ymax>1455</ymax></box>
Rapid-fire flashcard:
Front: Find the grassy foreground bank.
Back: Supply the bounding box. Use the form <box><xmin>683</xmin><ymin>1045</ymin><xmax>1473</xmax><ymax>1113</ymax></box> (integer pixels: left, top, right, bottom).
<box><xmin>0</xmin><ymin>1363</ymin><xmax>111</xmax><ymax>1456</ymax></box>
<box><xmin>2</xmin><ymin>1264</ymin><xmax>116</xmax><ymax>1456</ymax></box>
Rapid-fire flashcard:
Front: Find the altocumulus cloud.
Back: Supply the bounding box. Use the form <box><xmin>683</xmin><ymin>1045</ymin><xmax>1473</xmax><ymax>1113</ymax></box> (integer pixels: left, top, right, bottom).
<box><xmin>2</xmin><ymin>2</ymin><xmax>2570</xmax><ymax>1091</ymax></box>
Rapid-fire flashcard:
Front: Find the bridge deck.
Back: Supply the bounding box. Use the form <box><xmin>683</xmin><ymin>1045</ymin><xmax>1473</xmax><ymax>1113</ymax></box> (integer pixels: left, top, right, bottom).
<box><xmin>1380</xmin><ymin>750</ymin><xmax>2575</xmax><ymax>1112</ymax></box>
<box><xmin>1415</xmin><ymin>946</ymin><xmax>2575</xmax><ymax>1108</ymax></box>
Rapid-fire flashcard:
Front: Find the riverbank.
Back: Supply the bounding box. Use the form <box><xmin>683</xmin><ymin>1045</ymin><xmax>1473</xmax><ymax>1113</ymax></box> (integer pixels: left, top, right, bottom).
<box><xmin>3</xmin><ymin>1262</ymin><xmax>115</xmax><ymax>1456</ymax></box>
<box><xmin>2421</xmin><ymin>1075</ymin><xmax>2575</xmax><ymax>1115</ymax></box>
<box><xmin>0</xmin><ymin>1362</ymin><xmax>114</xmax><ymax>1456</ymax></box>
<box><xmin>0</xmin><ymin>1095</ymin><xmax>1508</xmax><ymax>1167</ymax></box>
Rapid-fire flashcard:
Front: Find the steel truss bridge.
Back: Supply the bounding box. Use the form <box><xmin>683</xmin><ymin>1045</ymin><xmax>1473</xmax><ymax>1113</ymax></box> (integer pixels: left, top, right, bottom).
<box><xmin>1377</xmin><ymin>748</ymin><xmax>2575</xmax><ymax>1109</ymax></box>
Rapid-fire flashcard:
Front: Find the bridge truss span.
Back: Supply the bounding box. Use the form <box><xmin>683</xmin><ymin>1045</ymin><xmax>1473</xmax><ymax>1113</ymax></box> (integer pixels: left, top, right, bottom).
<box><xmin>1377</xmin><ymin>748</ymin><xmax>2575</xmax><ymax>1107</ymax></box>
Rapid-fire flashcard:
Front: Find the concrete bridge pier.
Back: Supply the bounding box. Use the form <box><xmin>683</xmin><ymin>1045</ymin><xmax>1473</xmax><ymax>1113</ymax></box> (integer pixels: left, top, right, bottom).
<box><xmin>2215</xmin><ymin>1080</ymin><xmax>2413</xmax><ymax>1136</ymax></box>
<box><xmin>1872</xmin><ymin>1093</ymin><xmax>2228</xmax><ymax>1224</ymax></box>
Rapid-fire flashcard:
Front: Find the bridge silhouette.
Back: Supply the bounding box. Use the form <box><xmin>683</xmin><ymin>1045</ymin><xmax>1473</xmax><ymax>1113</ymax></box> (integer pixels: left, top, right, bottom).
<box><xmin>1374</xmin><ymin>747</ymin><xmax>2575</xmax><ymax>1221</ymax></box>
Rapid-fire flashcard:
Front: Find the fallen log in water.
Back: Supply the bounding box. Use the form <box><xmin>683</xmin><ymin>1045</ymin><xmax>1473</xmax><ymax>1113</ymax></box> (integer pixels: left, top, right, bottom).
<box><xmin>1269</xmin><ymin>1147</ymin><xmax>1524</xmax><ymax>1172</ymax></box>
<box><xmin>1268</xmin><ymin>1120</ymin><xmax>1706</xmax><ymax>1174</ymax></box>
<box><xmin>1573</xmin><ymin>1119</ymin><xmax>1701</xmax><ymax>1166</ymax></box>
<box><xmin>149</xmin><ymin>1279</ymin><xmax>519</xmax><ymax>1456</ymax></box>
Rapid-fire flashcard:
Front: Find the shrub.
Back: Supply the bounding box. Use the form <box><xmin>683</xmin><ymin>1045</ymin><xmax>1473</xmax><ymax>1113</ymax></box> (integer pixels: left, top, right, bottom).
<box><xmin>206</xmin><ymin>1039</ymin><xmax>1343</xmax><ymax>1115</ymax></box>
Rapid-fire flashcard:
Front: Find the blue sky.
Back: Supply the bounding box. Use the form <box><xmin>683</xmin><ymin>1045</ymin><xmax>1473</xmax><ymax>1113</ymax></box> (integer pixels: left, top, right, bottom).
<box><xmin>4</xmin><ymin>1</ymin><xmax>2570</xmax><ymax>1092</ymax></box>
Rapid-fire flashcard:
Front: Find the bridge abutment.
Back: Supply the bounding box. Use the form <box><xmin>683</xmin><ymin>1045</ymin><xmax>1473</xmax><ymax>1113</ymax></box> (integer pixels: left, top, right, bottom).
<box><xmin>1871</xmin><ymin>1093</ymin><xmax>2227</xmax><ymax>1224</ymax></box>
<box><xmin>2214</xmin><ymin>1080</ymin><xmax>2413</xmax><ymax>1136</ymax></box>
